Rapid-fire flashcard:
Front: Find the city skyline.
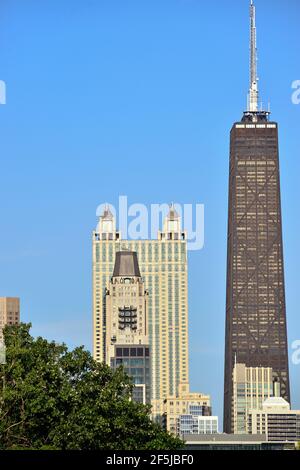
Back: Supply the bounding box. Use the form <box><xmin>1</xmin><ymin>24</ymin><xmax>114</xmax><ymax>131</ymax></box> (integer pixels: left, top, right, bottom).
<box><xmin>0</xmin><ymin>0</ymin><xmax>299</xmax><ymax>426</ymax></box>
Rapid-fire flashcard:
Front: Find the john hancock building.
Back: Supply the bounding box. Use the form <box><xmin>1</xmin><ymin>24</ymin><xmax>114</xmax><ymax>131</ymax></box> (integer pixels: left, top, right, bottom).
<box><xmin>92</xmin><ymin>205</ymin><xmax>190</xmax><ymax>420</ymax></box>
<box><xmin>224</xmin><ymin>0</ymin><xmax>290</xmax><ymax>433</ymax></box>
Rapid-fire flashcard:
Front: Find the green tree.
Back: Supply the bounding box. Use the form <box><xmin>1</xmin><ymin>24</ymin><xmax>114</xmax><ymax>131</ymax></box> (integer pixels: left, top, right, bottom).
<box><xmin>0</xmin><ymin>323</ymin><xmax>183</xmax><ymax>450</ymax></box>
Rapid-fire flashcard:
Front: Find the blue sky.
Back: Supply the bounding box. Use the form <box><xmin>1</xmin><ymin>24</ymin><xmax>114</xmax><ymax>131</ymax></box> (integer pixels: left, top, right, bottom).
<box><xmin>0</xmin><ymin>0</ymin><xmax>299</xmax><ymax>425</ymax></box>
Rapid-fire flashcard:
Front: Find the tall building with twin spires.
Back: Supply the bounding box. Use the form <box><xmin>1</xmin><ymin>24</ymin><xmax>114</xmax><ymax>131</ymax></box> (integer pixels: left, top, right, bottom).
<box><xmin>224</xmin><ymin>1</ymin><xmax>290</xmax><ymax>433</ymax></box>
<box><xmin>92</xmin><ymin>205</ymin><xmax>190</xmax><ymax>418</ymax></box>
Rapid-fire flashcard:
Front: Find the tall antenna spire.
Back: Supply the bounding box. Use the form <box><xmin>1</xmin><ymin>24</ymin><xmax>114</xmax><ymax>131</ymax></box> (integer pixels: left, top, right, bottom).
<box><xmin>243</xmin><ymin>0</ymin><xmax>270</xmax><ymax>122</ymax></box>
<box><xmin>248</xmin><ymin>0</ymin><xmax>258</xmax><ymax>112</ymax></box>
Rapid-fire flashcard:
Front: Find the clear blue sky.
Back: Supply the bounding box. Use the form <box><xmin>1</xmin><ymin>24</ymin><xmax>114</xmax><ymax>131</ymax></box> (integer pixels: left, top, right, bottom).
<box><xmin>0</xmin><ymin>0</ymin><xmax>299</xmax><ymax>425</ymax></box>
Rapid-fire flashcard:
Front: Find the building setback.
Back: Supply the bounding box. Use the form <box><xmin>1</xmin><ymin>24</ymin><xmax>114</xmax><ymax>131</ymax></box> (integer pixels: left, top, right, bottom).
<box><xmin>224</xmin><ymin>1</ymin><xmax>290</xmax><ymax>433</ymax></box>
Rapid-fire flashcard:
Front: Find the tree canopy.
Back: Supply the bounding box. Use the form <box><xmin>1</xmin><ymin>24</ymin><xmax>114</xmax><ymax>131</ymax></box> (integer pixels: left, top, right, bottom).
<box><xmin>0</xmin><ymin>324</ymin><xmax>183</xmax><ymax>450</ymax></box>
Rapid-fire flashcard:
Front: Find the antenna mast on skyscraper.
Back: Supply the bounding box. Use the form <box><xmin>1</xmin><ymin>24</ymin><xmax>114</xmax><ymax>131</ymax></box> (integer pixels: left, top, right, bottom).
<box><xmin>248</xmin><ymin>0</ymin><xmax>258</xmax><ymax>112</ymax></box>
<box><xmin>244</xmin><ymin>0</ymin><xmax>269</xmax><ymax>122</ymax></box>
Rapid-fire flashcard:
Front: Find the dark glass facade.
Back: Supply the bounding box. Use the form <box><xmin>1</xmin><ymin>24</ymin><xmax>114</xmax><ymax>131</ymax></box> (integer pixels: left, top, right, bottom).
<box><xmin>224</xmin><ymin>118</ymin><xmax>290</xmax><ymax>433</ymax></box>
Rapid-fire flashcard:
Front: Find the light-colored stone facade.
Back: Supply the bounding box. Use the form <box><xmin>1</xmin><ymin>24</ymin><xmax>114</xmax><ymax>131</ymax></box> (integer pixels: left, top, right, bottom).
<box><xmin>232</xmin><ymin>363</ymin><xmax>274</xmax><ymax>434</ymax></box>
<box><xmin>0</xmin><ymin>297</ymin><xmax>20</xmax><ymax>343</ymax></box>
<box><xmin>163</xmin><ymin>390</ymin><xmax>211</xmax><ymax>434</ymax></box>
<box><xmin>92</xmin><ymin>206</ymin><xmax>189</xmax><ymax>419</ymax></box>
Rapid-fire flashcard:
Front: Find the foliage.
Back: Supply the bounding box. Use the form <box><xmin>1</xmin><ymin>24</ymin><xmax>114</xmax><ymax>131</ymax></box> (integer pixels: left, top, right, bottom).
<box><xmin>0</xmin><ymin>324</ymin><xmax>183</xmax><ymax>450</ymax></box>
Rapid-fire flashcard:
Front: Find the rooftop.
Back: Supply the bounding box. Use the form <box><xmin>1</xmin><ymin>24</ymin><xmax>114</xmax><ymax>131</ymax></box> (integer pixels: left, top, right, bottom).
<box><xmin>113</xmin><ymin>251</ymin><xmax>141</xmax><ymax>278</ymax></box>
<box><xmin>184</xmin><ymin>434</ymin><xmax>267</xmax><ymax>444</ymax></box>
<box><xmin>262</xmin><ymin>397</ymin><xmax>290</xmax><ymax>410</ymax></box>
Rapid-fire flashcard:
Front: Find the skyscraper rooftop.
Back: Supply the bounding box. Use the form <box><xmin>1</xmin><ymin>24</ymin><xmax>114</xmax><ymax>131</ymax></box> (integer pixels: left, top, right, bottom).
<box><xmin>113</xmin><ymin>251</ymin><xmax>141</xmax><ymax>278</ymax></box>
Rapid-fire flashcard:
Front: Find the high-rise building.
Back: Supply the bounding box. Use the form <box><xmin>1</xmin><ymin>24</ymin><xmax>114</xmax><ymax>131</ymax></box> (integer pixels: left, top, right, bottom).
<box><xmin>232</xmin><ymin>363</ymin><xmax>274</xmax><ymax>434</ymax></box>
<box><xmin>248</xmin><ymin>398</ymin><xmax>300</xmax><ymax>442</ymax></box>
<box><xmin>105</xmin><ymin>250</ymin><xmax>150</xmax><ymax>404</ymax></box>
<box><xmin>92</xmin><ymin>205</ymin><xmax>189</xmax><ymax>418</ymax></box>
<box><xmin>0</xmin><ymin>297</ymin><xmax>20</xmax><ymax>343</ymax></box>
<box><xmin>224</xmin><ymin>1</ymin><xmax>290</xmax><ymax>433</ymax></box>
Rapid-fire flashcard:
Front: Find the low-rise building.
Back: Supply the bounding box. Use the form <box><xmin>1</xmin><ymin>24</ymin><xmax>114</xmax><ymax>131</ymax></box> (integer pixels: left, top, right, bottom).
<box><xmin>178</xmin><ymin>412</ymin><xmax>218</xmax><ymax>437</ymax></box>
<box><xmin>184</xmin><ymin>433</ymin><xmax>296</xmax><ymax>451</ymax></box>
<box><xmin>163</xmin><ymin>389</ymin><xmax>211</xmax><ymax>435</ymax></box>
<box><xmin>248</xmin><ymin>397</ymin><xmax>300</xmax><ymax>442</ymax></box>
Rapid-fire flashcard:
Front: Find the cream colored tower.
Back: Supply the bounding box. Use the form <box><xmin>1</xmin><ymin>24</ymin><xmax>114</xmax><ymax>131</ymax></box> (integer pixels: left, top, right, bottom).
<box><xmin>92</xmin><ymin>205</ymin><xmax>189</xmax><ymax>419</ymax></box>
<box><xmin>105</xmin><ymin>251</ymin><xmax>148</xmax><ymax>362</ymax></box>
<box><xmin>0</xmin><ymin>297</ymin><xmax>20</xmax><ymax>343</ymax></box>
<box><xmin>105</xmin><ymin>250</ymin><xmax>151</xmax><ymax>404</ymax></box>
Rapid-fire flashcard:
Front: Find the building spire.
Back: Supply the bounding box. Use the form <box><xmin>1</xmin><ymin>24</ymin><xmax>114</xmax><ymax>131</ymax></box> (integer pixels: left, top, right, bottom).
<box><xmin>248</xmin><ymin>0</ymin><xmax>258</xmax><ymax>112</ymax></box>
<box><xmin>243</xmin><ymin>1</ymin><xmax>269</xmax><ymax>122</ymax></box>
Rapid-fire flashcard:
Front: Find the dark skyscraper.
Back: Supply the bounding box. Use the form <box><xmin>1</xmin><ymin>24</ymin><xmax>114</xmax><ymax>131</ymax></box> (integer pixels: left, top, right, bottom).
<box><xmin>224</xmin><ymin>1</ymin><xmax>290</xmax><ymax>433</ymax></box>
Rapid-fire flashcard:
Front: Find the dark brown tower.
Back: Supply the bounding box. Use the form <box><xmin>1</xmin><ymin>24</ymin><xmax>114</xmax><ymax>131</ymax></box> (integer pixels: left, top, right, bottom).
<box><xmin>223</xmin><ymin>1</ymin><xmax>290</xmax><ymax>433</ymax></box>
